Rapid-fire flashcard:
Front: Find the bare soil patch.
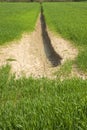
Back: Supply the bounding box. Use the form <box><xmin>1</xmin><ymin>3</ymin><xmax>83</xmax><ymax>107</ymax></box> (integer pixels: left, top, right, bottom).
<box><xmin>0</xmin><ymin>14</ymin><xmax>81</xmax><ymax>79</ymax></box>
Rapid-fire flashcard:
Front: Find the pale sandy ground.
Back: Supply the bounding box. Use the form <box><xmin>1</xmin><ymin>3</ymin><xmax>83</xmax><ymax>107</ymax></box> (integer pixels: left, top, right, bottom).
<box><xmin>0</xmin><ymin>15</ymin><xmax>86</xmax><ymax>79</ymax></box>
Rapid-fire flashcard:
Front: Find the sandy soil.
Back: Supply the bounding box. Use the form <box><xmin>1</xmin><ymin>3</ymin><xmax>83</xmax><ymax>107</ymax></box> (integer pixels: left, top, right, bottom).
<box><xmin>0</xmin><ymin>15</ymin><xmax>84</xmax><ymax>79</ymax></box>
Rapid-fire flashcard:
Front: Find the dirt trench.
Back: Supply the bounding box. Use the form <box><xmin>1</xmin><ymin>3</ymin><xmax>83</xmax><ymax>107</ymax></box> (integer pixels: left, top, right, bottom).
<box><xmin>40</xmin><ymin>6</ymin><xmax>62</xmax><ymax>67</ymax></box>
<box><xmin>0</xmin><ymin>5</ymin><xmax>79</xmax><ymax>79</ymax></box>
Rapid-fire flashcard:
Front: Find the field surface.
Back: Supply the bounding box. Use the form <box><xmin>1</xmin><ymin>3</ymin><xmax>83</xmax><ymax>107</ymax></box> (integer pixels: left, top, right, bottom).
<box><xmin>43</xmin><ymin>2</ymin><xmax>87</xmax><ymax>71</ymax></box>
<box><xmin>0</xmin><ymin>3</ymin><xmax>40</xmax><ymax>45</ymax></box>
<box><xmin>0</xmin><ymin>2</ymin><xmax>87</xmax><ymax>130</ymax></box>
<box><xmin>0</xmin><ymin>65</ymin><xmax>87</xmax><ymax>130</ymax></box>
<box><xmin>0</xmin><ymin>2</ymin><xmax>79</xmax><ymax>79</ymax></box>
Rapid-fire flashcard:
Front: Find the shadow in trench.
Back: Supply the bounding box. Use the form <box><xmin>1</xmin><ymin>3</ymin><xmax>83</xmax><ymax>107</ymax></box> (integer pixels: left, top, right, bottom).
<box><xmin>40</xmin><ymin>5</ymin><xmax>62</xmax><ymax>67</ymax></box>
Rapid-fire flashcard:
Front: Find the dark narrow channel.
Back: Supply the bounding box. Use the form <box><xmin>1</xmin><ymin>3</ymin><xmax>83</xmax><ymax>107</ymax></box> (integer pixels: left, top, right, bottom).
<box><xmin>40</xmin><ymin>4</ymin><xmax>62</xmax><ymax>67</ymax></box>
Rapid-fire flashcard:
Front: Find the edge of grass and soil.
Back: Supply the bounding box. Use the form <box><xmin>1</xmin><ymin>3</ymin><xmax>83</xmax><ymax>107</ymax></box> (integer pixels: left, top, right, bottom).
<box><xmin>0</xmin><ymin>4</ymin><xmax>82</xmax><ymax>80</ymax></box>
<box><xmin>1</xmin><ymin>2</ymin><xmax>86</xmax><ymax>79</ymax></box>
<box><xmin>0</xmin><ymin>65</ymin><xmax>87</xmax><ymax>129</ymax></box>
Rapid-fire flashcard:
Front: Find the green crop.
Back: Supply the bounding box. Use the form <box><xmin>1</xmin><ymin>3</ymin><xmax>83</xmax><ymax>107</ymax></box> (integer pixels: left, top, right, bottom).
<box><xmin>0</xmin><ymin>65</ymin><xmax>87</xmax><ymax>130</ymax></box>
<box><xmin>0</xmin><ymin>3</ymin><xmax>40</xmax><ymax>45</ymax></box>
<box><xmin>43</xmin><ymin>2</ymin><xmax>87</xmax><ymax>71</ymax></box>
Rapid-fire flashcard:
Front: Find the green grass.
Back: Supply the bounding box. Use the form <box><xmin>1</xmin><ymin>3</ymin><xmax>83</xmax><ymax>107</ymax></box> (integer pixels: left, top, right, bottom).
<box><xmin>0</xmin><ymin>3</ymin><xmax>87</xmax><ymax>129</ymax></box>
<box><xmin>0</xmin><ymin>65</ymin><xmax>87</xmax><ymax>130</ymax></box>
<box><xmin>0</xmin><ymin>3</ymin><xmax>40</xmax><ymax>45</ymax></box>
<box><xmin>43</xmin><ymin>2</ymin><xmax>87</xmax><ymax>72</ymax></box>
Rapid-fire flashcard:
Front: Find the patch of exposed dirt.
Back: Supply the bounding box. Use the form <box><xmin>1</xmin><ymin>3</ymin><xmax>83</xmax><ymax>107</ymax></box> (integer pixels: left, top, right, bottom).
<box><xmin>48</xmin><ymin>31</ymin><xmax>78</xmax><ymax>64</ymax></box>
<box><xmin>0</xmin><ymin>13</ymin><xmax>84</xmax><ymax>79</ymax></box>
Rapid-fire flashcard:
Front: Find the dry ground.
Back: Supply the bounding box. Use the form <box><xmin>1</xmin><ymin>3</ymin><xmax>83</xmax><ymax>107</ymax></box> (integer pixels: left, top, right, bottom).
<box><xmin>0</xmin><ymin>15</ymin><xmax>85</xmax><ymax>79</ymax></box>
